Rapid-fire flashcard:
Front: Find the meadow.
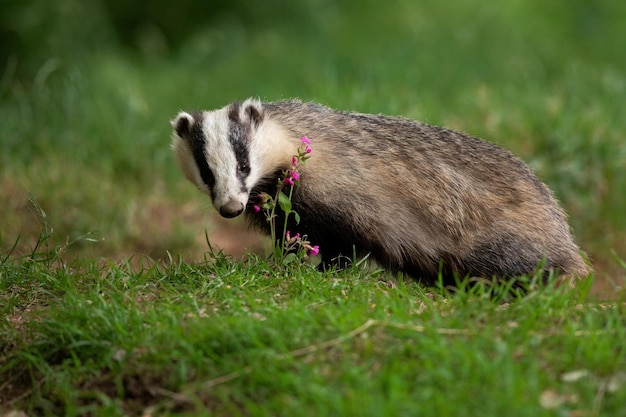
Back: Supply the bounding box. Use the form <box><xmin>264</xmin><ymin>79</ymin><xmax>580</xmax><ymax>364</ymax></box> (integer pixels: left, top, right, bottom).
<box><xmin>1</xmin><ymin>0</ymin><xmax>625</xmax><ymax>415</ymax></box>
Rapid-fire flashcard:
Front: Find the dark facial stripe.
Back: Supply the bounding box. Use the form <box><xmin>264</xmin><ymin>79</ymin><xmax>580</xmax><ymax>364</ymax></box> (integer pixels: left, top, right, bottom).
<box><xmin>227</xmin><ymin>102</ymin><xmax>252</xmax><ymax>192</ymax></box>
<box><xmin>193</xmin><ymin>148</ymin><xmax>216</xmax><ymax>196</ymax></box>
<box><xmin>187</xmin><ymin>113</ymin><xmax>216</xmax><ymax>197</ymax></box>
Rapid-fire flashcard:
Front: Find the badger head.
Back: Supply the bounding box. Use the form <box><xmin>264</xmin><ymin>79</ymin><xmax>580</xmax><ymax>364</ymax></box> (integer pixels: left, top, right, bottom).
<box><xmin>171</xmin><ymin>98</ymin><xmax>264</xmax><ymax>218</ymax></box>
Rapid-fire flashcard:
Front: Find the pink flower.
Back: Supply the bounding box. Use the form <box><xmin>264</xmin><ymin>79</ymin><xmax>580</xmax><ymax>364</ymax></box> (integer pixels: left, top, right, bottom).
<box><xmin>253</xmin><ymin>205</ymin><xmax>261</xmax><ymax>213</ymax></box>
<box><xmin>284</xmin><ymin>176</ymin><xmax>294</xmax><ymax>186</ymax></box>
<box><xmin>285</xmin><ymin>231</ymin><xmax>300</xmax><ymax>244</ymax></box>
<box><xmin>292</xmin><ymin>156</ymin><xmax>298</xmax><ymax>166</ymax></box>
<box><xmin>291</xmin><ymin>171</ymin><xmax>300</xmax><ymax>181</ymax></box>
<box><xmin>300</xmin><ymin>136</ymin><xmax>311</xmax><ymax>145</ymax></box>
<box><xmin>309</xmin><ymin>245</ymin><xmax>320</xmax><ymax>256</ymax></box>
<box><xmin>305</xmin><ymin>145</ymin><xmax>312</xmax><ymax>154</ymax></box>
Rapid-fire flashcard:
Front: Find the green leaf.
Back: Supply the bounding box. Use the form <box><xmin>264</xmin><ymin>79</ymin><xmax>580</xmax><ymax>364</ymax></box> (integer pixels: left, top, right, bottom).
<box><xmin>274</xmin><ymin>244</ymin><xmax>283</xmax><ymax>261</ymax></box>
<box><xmin>294</xmin><ymin>211</ymin><xmax>301</xmax><ymax>224</ymax></box>
<box><xmin>282</xmin><ymin>253</ymin><xmax>298</xmax><ymax>264</ymax></box>
<box><xmin>278</xmin><ymin>191</ymin><xmax>292</xmax><ymax>213</ymax></box>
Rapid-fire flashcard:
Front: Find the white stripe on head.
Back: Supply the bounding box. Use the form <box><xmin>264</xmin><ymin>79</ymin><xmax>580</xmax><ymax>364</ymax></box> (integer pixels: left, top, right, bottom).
<box><xmin>199</xmin><ymin>107</ymin><xmax>249</xmax><ymax>212</ymax></box>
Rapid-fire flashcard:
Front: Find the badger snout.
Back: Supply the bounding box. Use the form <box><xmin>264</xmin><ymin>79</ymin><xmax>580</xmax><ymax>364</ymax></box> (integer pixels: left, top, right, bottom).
<box><xmin>219</xmin><ymin>200</ymin><xmax>245</xmax><ymax>218</ymax></box>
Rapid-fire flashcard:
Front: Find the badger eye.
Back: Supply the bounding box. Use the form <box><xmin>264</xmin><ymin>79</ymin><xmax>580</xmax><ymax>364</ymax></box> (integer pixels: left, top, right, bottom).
<box><xmin>238</xmin><ymin>162</ymin><xmax>250</xmax><ymax>174</ymax></box>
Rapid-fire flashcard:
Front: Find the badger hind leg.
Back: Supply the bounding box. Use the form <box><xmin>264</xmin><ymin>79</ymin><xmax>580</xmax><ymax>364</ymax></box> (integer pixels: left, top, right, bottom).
<box><xmin>460</xmin><ymin>234</ymin><xmax>588</xmax><ymax>284</ymax></box>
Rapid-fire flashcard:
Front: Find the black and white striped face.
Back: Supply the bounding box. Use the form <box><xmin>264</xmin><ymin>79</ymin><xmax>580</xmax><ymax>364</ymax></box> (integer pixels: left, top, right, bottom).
<box><xmin>171</xmin><ymin>99</ymin><xmax>263</xmax><ymax>218</ymax></box>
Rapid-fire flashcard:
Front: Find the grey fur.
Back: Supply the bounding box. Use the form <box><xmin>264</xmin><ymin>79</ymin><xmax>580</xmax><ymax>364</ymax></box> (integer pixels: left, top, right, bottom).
<box><xmin>172</xmin><ymin>99</ymin><xmax>590</xmax><ymax>283</ymax></box>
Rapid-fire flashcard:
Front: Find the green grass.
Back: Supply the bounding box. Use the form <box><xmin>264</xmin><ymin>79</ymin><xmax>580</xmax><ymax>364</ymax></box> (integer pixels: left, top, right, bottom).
<box><xmin>1</xmin><ymin>231</ymin><xmax>625</xmax><ymax>416</ymax></box>
<box><xmin>1</xmin><ymin>0</ymin><xmax>626</xmax><ymax>415</ymax></box>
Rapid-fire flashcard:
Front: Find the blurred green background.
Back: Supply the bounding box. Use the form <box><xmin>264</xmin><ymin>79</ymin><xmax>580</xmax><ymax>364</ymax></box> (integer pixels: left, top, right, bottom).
<box><xmin>1</xmin><ymin>0</ymin><xmax>624</xmax><ymax>287</ymax></box>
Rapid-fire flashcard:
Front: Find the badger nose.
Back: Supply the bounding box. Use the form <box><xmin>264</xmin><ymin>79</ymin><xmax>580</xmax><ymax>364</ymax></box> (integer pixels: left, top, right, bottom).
<box><xmin>219</xmin><ymin>200</ymin><xmax>244</xmax><ymax>218</ymax></box>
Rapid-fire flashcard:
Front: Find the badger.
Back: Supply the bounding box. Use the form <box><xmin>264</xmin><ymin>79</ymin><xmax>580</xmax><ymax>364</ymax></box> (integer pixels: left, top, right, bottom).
<box><xmin>171</xmin><ymin>98</ymin><xmax>589</xmax><ymax>283</ymax></box>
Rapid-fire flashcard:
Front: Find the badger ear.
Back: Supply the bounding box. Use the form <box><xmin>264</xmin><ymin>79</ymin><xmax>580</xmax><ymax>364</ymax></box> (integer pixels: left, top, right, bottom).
<box><xmin>172</xmin><ymin>112</ymin><xmax>194</xmax><ymax>137</ymax></box>
<box><xmin>243</xmin><ymin>98</ymin><xmax>264</xmax><ymax>128</ymax></box>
